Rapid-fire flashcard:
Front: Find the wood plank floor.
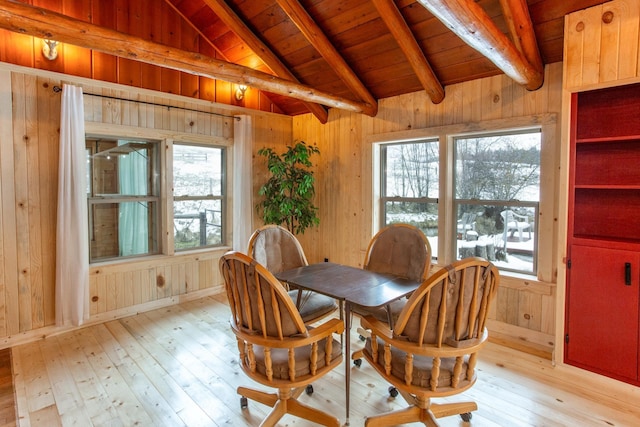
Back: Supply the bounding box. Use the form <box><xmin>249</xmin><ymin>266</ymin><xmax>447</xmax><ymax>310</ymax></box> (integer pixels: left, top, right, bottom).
<box><xmin>10</xmin><ymin>294</ymin><xmax>640</xmax><ymax>427</ymax></box>
<box><xmin>0</xmin><ymin>348</ymin><xmax>16</xmax><ymax>427</ymax></box>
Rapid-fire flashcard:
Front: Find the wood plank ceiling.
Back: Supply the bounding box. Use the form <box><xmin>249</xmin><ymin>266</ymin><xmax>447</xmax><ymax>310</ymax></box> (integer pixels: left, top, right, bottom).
<box><xmin>0</xmin><ymin>0</ymin><xmax>611</xmax><ymax>123</ymax></box>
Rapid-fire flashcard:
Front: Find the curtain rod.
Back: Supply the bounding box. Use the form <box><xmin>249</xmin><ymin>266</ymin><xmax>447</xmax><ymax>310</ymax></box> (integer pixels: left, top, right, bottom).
<box><xmin>52</xmin><ymin>85</ymin><xmax>240</xmax><ymax>121</ymax></box>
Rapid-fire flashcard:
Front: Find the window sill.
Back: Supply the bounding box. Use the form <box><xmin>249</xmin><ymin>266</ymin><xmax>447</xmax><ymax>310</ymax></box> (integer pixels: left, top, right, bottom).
<box><xmin>89</xmin><ymin>246</ymin><xmax>232</xmax><ymax>272</ymax></box>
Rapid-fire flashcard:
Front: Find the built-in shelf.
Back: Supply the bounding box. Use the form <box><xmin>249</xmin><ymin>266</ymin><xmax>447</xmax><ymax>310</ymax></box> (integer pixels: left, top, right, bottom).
<box><xmin>566</xmin><ymin>82</ymin><xmax>640</xmax><ymax>387</ymax></box>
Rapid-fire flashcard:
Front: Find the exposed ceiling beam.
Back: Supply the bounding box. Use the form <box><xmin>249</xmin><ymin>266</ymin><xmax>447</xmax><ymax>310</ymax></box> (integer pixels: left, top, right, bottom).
<box><xmin>163</xmin><ymin>0</ymin><xmax>230</xmax><ymax>62</ymax></box>
<box><xmin>498</xmin><ymin>0</ymin><xmax>544</xmax><ymax>76</ymax></box>
<box><xmin>275</xmin><ymin>0</ymin><xmax>378</xmax><ymax>117</ymax></box>
<box><xmin>200</xmin><ymin>0</ymin><xmax>328</xmax><ymax>124</ymax></box>
<box><xmin>371</xmin><ymin>0</ymin><xmax>445</xmax><ymax>104</ymax></box>
<box><xmin>0</xmin><ymin>0</ymin><xmax>372</xmax><ymax>115</ymax></box>
<box><xmin>417</xmin><ymin>0</ymin><xmax>544</xmax><ymax>91</ymax></box>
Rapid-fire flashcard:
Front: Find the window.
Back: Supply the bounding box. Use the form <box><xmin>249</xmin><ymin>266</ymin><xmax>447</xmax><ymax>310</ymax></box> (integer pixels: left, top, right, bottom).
<box><xmin>86</xmin><ymin>137</ymin><xmax>227</xmax><ymax>263</ymax></box>
<box><xmin>454</xmin><ymin>130</ymin><xmax>541</xmax><ymax>274</ymax></box>
<box><xmin>380</xmin><ymin>139</ymin><xmax>439</xmax><ymax>253</ymax></box>
<box><xmin>173</xmin><ymin>143</ymin><xmax>225</xmax><ymax>250</ymax></box>
<box><xmin>87</xmin><ymin>138</ymin><xmax>160</xmax><ymax>262</ymax></box>
<box><xmin>377</xmin><ymin>126</ymin><xmax>543</xmax><ymax>276</ymax></box>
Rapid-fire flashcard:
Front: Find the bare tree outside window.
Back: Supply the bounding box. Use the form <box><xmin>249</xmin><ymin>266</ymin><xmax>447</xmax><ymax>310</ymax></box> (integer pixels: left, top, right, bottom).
<box><xmin>455</xmin><ymin>131</ymin><xmax>541</xmax><ymax>274</ymax></box>
<box><xmin>381</xmin><ymin>139</ymin><xmax>439</xmax><ymax>258</ymax></box>
<box><xmin>456</xmin><ymin>135</ymin><xmax>540</xmax><ymax>201</ymax></box>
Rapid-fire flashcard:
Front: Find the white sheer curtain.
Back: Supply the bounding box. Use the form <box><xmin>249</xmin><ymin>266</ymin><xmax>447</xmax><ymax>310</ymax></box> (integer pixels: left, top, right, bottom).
<box><xmin>233</xmin><ymin>115</ymin><xmax>254</xmax><ymax>252</ymax></box>
<box><xmin>56</xmin><ymin>84</ymin><xmax>89</xmax><ymax>326</ymax></box>
<box><xmin>118</xmin><ymin>140</ymin><xmax>149</xmax><ymax>256</ymax></box>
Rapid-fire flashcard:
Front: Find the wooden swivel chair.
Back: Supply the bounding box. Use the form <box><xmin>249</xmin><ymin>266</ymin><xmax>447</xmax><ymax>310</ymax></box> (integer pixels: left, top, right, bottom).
<box><xmin>219</xmin><ymin>251</ymin><xmax>345</xmax><ymax>427</ymax></box>
<box><xmin>353</xmin><ymin>223</ymin><xmax>431</xmax><ymax>328</ymax></box>
<box><xmin>360</xmin><ymin>257</ymin><xmax>499</xmax><ymax>426</ymax></box>
<box><xmin>248</xmin><ymin>224</ymin><xmax>338</xmax><ymax>324</ymax></box>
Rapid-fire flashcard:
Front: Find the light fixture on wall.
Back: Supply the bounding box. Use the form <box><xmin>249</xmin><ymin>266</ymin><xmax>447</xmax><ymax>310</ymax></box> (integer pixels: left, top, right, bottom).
<box><xmin>235</xmin><ymin>84</ymin><xmax>248</xmax><ymax>101</ymax></box>
<box><xmin>42</xmin><ymin>39</ymin><xmax>59</xmax><ymax>61</ymax></box>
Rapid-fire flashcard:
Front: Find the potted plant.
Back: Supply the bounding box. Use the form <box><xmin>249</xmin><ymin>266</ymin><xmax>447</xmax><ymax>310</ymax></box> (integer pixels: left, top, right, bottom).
<box><xmin>256</xmin><ymin>141</ymin><xmax>320</xmax><ymax>234</ymax></box>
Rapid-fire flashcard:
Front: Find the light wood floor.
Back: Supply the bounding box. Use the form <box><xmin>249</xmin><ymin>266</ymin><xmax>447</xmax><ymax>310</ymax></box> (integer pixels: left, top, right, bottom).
<box><xmin>10</xmin><ymin>294</ymin><xmax>640</xmax><ymax>427</ymax></box>
<box><xmin>0</xmin><ymin>348</ymin><xmax>16</xmax><ymax>427</ymax></box>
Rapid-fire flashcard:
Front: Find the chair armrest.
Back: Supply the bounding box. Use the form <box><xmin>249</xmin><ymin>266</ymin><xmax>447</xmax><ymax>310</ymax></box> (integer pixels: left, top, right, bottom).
<box><xmin>307</xmin><ymin>318</ymin><xmax>345</xmax><ymax>339</ymax></box>
<box><xmin>360</xmin><ymin>315</ymin><xmax>393</xmax><ymax>340</ymax></box>
<box><xmin>232</xmin><ymin>318</ymin><xmax>344</xmax><ymax>349</ymax></box>
<box><xmin>360</xmin><ymin>317</ymin><xmax>489</xmax><ymax>359</ymax></box>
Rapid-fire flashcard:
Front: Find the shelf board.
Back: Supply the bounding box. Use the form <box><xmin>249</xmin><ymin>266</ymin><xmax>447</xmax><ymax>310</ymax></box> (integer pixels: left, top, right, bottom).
<box><xmin>576</xmin><ymin>135</ymin><xmax>640</xmax><ymax>144</ymax></box>
<box><xmin>571</xmin><ymin>235</ymin><xmax>640</xmax><ymax>249</ymax></box>
<box><xmin>574</xmin><ymin>184</ymin><xmax>640</xmax><ymax>189</ymax></box>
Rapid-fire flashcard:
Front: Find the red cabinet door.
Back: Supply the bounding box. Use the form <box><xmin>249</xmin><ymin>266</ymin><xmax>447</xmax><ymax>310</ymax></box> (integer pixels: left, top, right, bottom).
<box><xmin>565</xmin><ymin>245</ymin><xmax>640</xmax><ymax>382</ymax></box>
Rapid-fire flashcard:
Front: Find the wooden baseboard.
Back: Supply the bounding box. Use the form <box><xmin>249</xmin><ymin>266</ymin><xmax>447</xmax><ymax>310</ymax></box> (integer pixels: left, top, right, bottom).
<box><xmin>0</xmin><ymin>286</ymin><xmax>224</xmax><ymax>351</ymax></box>
<box><xmin>489</xmin><ymin>331</ymin><xmax>553</xmax><ymax>360</ymax></box>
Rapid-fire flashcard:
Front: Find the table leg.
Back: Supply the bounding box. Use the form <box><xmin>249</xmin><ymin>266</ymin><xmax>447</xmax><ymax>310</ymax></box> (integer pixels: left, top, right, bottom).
<box><xmin>344</xmin><ymin>300</ymin><xmax>351</xmax><ymax>426</ymax></box>
<box><xmin>339</xmin><ymin>300</ymin><xmax>344</xmax><ymax>346</ymax></box>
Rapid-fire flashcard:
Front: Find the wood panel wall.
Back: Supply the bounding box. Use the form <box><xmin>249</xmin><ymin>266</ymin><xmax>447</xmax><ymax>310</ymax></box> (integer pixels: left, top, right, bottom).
<box><xmin>0</xmin><ymin>62</ymin><xmax>292</xmax><ymax>348</ymax></box>
<box><xmin>0</xmin><ymin>0</ymin><xmax>283</xmax><ymax>115</ymax></box>
<box><xmin>2</xmin><ymin>58</ymin><xmax>564</xmax><ymax>356</ymax></box>
<box><xmin>292</xmin><ymin>62</ymin><xmax>565</xmax><ymax>356</ymax></box>
<box><xmin>564</xmin><ymin>0</ymin><xmax>640</xmax><ymax>89</ymax></box>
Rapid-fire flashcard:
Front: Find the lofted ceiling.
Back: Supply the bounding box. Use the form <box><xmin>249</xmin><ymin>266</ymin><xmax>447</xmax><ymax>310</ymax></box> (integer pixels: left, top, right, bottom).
<box><xmin>165</xmin><ymin>0</ymin><xmax>611</xmax><ymax>122</ymax></box>
<box><xmin>0</xmin><ymin>0</ymin><xmax>611</xmax><ymax>123</ymax></box>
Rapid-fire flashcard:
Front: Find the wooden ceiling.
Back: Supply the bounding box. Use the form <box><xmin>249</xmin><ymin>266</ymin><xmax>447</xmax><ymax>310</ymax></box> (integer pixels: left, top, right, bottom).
<box><xmin>0</xmin><ymin>0</ymin><xmax>611</xmax><ymax>123</ymax></box>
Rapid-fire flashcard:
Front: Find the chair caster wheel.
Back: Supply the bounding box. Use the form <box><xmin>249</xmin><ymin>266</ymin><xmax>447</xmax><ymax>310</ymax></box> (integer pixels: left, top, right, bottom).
<box><xmin>353</xmin><ymin>359</ymin><xmax>362</xmax><ymax>367</ymax></box>
<box><xmin>388</xmin><ymin>386</ymin><xmax>398</xmax><ymax>398</ymax></box>
<box><xmin>240</xmin><ymin>396</ymin><xmax>248</xmax><ymax>409</ymax></box>
<box><xmin>359</xmin><ymin>335</ymin><xmax>366</xmax><ymax>341</ymax></box>
<box><xmin>461</xmin><ymin>412</ymin><xmax>472</xmax><ymax>422</ymax></box>
<box><xmin>305</xmin><ymin>384</ymin><xmax>314</xmax><ymax>395</ymax></box>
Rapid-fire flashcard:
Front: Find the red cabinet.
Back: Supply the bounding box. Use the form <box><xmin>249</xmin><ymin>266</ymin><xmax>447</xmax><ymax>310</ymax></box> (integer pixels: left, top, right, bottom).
<box><xmin>566</xmin><ymin>245</ymin><xmax>639</xmax><ymax>382</ymax></box>
<box><xmin>565</xmin><ymin>83</ymin><xmax>640</xmax><ymax>385</ymax></box>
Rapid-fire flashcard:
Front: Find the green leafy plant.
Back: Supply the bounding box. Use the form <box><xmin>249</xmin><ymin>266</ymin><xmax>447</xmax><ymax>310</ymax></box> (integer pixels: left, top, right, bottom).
<box><xmin>256</xmin><ymin>141</ymin><xmax>320</xmax><ymax>234</ymax></box>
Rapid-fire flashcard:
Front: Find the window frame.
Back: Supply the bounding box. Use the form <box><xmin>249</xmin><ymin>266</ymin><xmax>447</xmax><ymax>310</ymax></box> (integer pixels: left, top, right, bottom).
<box><xmin>85</xmin><ymin>125</ymin><xmax>231</xmax><ymax>265</ymax></box>
<box><xmin>379</xmin><ymin>139</ymin><xmax>440</xmax><ymax>260</ymax></box>
<box><xmin>86</xmin><ymin>137</ymin><xmax>162</xmax><ymax>263</ymax></box>
<box><xmin>452</xmin><ymin>128</ymin><xmax>542</xmax><ymax>275</ymax></box>
<box><xmin>372</xmin><ymin>114</ymin><xmax>557</xmax><ymax>281</ymax></box>
<box><xmin>172</xmin><ymin>141</ymin><xmax>227</xmax><ymax>252</ymax></box>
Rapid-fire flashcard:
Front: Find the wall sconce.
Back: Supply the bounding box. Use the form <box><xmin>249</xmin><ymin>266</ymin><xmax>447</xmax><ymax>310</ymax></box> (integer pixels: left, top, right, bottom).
<box><xmin>235</xmin><ymin>84</ymin><xmax>248</xmax><ymax>101</ymax></box>
<box><xmin>42</xmin><ymin>39</ymin><xmax>59</xmax><ymax>61</ymax></box>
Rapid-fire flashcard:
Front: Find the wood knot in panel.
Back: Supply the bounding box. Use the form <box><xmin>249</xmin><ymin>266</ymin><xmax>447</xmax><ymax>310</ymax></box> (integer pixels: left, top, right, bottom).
<box><xmin>602</xmin><ymin>11</ymin><xmax>614</xmax><ymax>24</ymax></box>
<box><xmin>157</xmin><ymin>275</ymin><xmax>165</xmax><ymax>288</ymax></box>
<box><xmin>92</xmin><ymin>296</ymin><xmax>99</xmax><ymax>302</ymax></box>
<box><xmin>576</xmin><ymin>21</ymin><xmax>585</xmax><ymax>32</ymax></box>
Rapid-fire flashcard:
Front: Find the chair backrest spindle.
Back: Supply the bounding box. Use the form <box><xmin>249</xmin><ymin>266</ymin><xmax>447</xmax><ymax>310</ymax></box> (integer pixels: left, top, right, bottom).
<box><xmin>247</xmin><ymin>225</ymin><xmax>338</xmax><ymax>325</ymax></box>
<box><xmin>220</xmin><ymin>251</ymin><xmax>344</xmax><ymax>426</ymax></box>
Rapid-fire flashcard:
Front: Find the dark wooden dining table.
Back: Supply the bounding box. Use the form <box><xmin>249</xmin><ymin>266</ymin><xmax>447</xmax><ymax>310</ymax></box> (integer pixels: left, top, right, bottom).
<box><xmin>275</xmin><ymin>262</ymin><xmax>422</xmax><ymax>425</ymax></box>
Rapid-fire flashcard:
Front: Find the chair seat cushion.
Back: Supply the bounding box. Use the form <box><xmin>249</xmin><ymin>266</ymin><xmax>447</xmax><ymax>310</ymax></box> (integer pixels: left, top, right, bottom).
<box><xmin>290</xmin><ymin>290</ymin><xmax>338</xmax><ymax>324</ymax></box>
<box><xmin>253</xmin><ymin>336</ymin><xmax>342</xmax><ymax>380</ymax></box>
<box><xmin>364</xmin><ymin>338</ymin><xmax>471</xmax><ymax>392</ymax></box>
<box><xmin>351</xmin><ymin>298</ymin><xmax>405</xmax><ymax>325</ymax></box>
